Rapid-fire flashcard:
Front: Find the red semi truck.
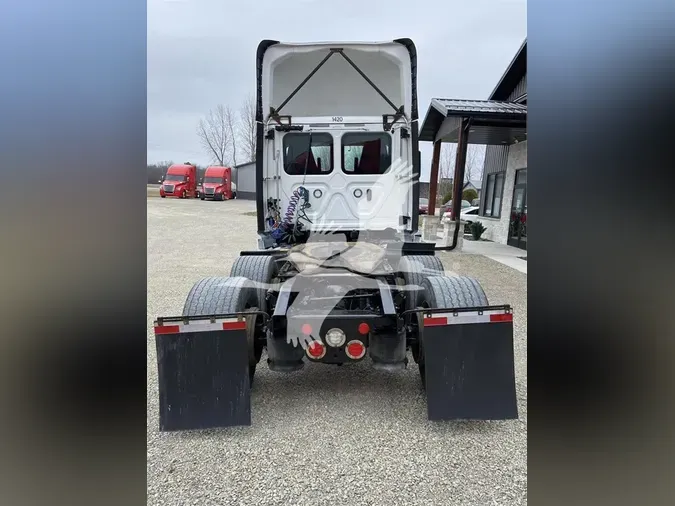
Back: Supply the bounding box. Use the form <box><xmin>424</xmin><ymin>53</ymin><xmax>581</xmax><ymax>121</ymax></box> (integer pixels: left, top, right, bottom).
<box><xmin>200</xmin><ymin>165</ymin><xmax>237</xmax><ymax>201</ymax></box>
<box><xmin>160</xmin><ymin>163</ymin><xmax>197</xmax><ymax>199</ymax></box>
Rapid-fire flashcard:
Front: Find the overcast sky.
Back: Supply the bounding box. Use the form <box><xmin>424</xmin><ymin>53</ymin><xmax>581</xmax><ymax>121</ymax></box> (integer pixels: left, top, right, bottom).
<box><xmin>148</xmin><ymin>0</ymin><xmax>526</xmax><ymax>181</ymax></box>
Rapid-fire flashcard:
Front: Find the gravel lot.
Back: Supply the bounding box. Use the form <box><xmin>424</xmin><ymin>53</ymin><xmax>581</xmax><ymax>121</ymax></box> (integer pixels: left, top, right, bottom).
<box><xmin>147</xmin><ymin>196</ymin><xmax>527</xmax><ymax>506</ymax></box>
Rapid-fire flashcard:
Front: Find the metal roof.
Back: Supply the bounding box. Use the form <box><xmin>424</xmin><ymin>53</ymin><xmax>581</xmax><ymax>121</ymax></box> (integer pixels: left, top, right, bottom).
<box><xmin>233</xmin><ymin>161</ymin><xmax>256</xmax><ymax>169</ymax></box>
<box><xmin>419</xmin><ymin>98</ymin><xmax>527</xmax><ymax>144</ymax></box>
<box><xmin>418</xmin><ymin>39</ymin><xmax>527</xmax><ymax>145</ymax></box>
<box><xmin>465</xmin><ymin>179</ymin><xmax>483</xmax><ymax>190</ymax></box>
<box><xmin>490</xmin><ymin>39</ymin><xmax>527</xmax><ymax>100</ymax></box>
<box><xmin>433</xmin><ymin>98</ymin><xmax>526</xmax><ymax>117</ymax></box>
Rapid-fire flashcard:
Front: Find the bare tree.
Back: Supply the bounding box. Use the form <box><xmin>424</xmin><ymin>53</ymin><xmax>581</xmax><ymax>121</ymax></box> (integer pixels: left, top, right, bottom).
<box><xmin>147</xmin><ymin>160</ymin><xmax>174</xmax><ymax>184</ymax></box>
<box><xmin>197</xmin><ymin>105</ymin><xmax>231</xmax><ymax>166</ymax></box>
<box><xmin>239</xmin><ymin>94</ymin><xmax>256</xmax><ymax>162</ymax></box>
<box><xmin>439</xmin><ymin>143</ymin><xmax>456</xmax><ymax>179</ymax></box>
<box><xmin>437</xmin><ymin>143</ymin><xmax>456</xmax><ymax>202</ymax></box>
<box><xmin>464</xmin><ymin>146</ymin><xmax>484</xmax><ymax>183</ymax></box>
<box><xmin>435</xmin><ymin>144</ymin><xmax>485</xmax><ymax>199</ymax></box>
<box><xmin>224</xmin><ymin>105</ymin><xmax>239</xmax><ymax>167</ymax></box>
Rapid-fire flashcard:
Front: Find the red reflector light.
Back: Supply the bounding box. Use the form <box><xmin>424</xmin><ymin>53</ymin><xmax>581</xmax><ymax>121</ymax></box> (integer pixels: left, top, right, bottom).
<box><xmin>307</xmin><ymin>341</ymin><xmax>326</xmax><ymax>359</ymax></box>
<box><xmin>345</xmin><ymin>340</ymin><xmax>366</xmax><ymax>360</ymax></box>
<box><xmin>301</xmin><ymin>323</ymin><xmax>312</xmax><ymax>335</ymax></box>
<box><xmin>222</xmin><ymin>321</ymin><xmax>247</xmax><ymax>331</ymax></box>
<box><xmin>490</xmin><ymin>313</ymin><xmax>513</xmax><ymax>322</ymax></box>
<box><xmin>154</xmin><ymin>325</ymin><xmax>180</xmax><ymax>335</ymax></box>
<box><xmin>358</xmin><ymin>322</ymin><xmax>370</xmax><ymax>335</ymax></box>
<box><xmin>423</xmin><ymin>317</ymin><xmax>447</xmax><ymax>327</ymax></box>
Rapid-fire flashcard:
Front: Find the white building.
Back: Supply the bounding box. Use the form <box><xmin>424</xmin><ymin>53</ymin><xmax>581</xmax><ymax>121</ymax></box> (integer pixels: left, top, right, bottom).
<box><xmin>233</xmin><ymin>161</ymin><xmax>256</xmax><ymax>200</ymax></box>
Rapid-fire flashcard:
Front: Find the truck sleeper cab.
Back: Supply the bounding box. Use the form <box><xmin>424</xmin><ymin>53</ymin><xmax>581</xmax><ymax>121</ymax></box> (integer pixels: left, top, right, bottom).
<box><xmin>200</xmin><ymin>166</ymin><xmax>236</xmax><ymax>201</ymax></box>
<box><xmin>256</xmin><ymin>41</ymin><xmax>418</xmax><ymax>247</ymax></box>
<box><xmin>160</xmin><ymin>163</ymin><xmax>197</xmax><ymax>199</ymax></box>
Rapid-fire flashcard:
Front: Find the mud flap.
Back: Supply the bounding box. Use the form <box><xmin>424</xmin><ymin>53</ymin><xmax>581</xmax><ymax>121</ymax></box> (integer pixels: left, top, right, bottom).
<box><xmin>155</xmin><ymin>319</ymin><xmax>251</xmax><ymax>431</ymax></box>
<box><xmin>422</xmin><ymin>309</ymin><xmax>518</xmax><ymax>421</ymax></box>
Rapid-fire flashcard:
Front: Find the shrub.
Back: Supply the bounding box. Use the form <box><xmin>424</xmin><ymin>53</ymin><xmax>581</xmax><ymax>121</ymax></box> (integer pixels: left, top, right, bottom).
<box><xmin>441</xmin><ymin>191</ymin><xmax>454</xmax><ymax>205</ymax></box>
<box><xmin>470</xmin><ymin>220</ymin><xmax>487</xmax><ymax>240</ymax></box>
<box><xmin>462</xmin><ymin>188</ymin><xmax>478</xmax><ymax>203</ymax></box>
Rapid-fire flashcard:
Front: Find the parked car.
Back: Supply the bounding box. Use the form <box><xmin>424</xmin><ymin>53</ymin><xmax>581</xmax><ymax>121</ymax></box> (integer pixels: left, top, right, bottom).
<box><xmin>443</xmin><ymin>205</ymin><xmax>479</xmax><ymax>219</ymax></box>
<box><xmin>443</xmin><ymin>206</ymin><xmax>480</xmax><ymax>233</ymax></box>
<box><xmin>460</xmin><ymin>206</ymin><xmax>480</xmax><ymax>222</ymax></box>
<box><xmin>419</xmin><ymin>198</ymin><xmax>429</xmax><ymax>215</ymax></box>
<box><xmin>439</xmin><ymin>199</ymin><xmax>472</xmax><ymax>216</ymax></box>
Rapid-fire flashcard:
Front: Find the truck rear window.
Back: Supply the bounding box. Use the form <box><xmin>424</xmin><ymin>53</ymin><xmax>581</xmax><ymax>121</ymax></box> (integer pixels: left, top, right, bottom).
<box><xmin>342</xmin><ymin>133</ymin><xmax>391</xmax><ymax>175</ymax></box>
<box><xmin>283</xmin><ymin>133</ymin><xmax>333</xmax><ymax>175</ymax></box>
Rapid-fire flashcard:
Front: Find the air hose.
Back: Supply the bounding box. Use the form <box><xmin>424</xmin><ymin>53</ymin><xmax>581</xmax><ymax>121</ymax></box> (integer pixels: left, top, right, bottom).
<box><xmin>283</xmin><ymin>186</ymin><xmax>309</xmax><ymax>228</ymax></box>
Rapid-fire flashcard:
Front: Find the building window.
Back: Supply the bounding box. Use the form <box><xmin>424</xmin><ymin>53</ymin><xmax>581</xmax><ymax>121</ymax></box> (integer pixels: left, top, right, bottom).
<box><xmin>482</xmin><ymin>172</ymin><xmax>505</xmax><ymax>218</ymax></box>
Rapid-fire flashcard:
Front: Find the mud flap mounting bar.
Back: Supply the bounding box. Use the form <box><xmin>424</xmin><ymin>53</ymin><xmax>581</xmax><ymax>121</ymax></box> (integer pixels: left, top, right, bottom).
<box><xmin>269</xmin><ymin>47</ymin><xmax>404</xmax><ymax>127</ymax></box>
<box><xmin>155</xmin><ymin>310</ymin><xmax>270</xmax><ymax>328</ymax></box>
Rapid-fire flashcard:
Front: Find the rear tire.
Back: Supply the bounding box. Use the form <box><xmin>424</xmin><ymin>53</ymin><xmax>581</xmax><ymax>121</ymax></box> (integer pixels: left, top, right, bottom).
<box><xmin>182</xmin><ymin>276</ymin><xmax>260</xmax><ymax>384</ymax></box>
<box><xmin>416</xmin><ymin>275</ymin><xmax>489</xmax><ymax>388</ymax></box>
<box><xmin>421</xmin><ymin>275</ymin><xmax>488</xmax><ymax>309</ymax></box>
<box><xmin>229</xmin><ymin>256</ymin><xmax>278</xmax><ymax>312</ymax></box>
<box><xmin>398</xmin><ymin>255</ymin><xmax>445</xmax><ymax>310</ymax></box>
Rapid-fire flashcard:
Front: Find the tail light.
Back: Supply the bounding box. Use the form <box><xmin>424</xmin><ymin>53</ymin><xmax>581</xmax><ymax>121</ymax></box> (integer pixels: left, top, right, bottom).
<box><xmin>307</xmin><ymin>341</ymin><xmax>326</xmax><ymax>359</ymax></box>
<box><xmin>357</xmin><ymin>322</ymin><xmax>370</xmax><ymax>335</ymax></box>
<box><xmin>345</xmin><ymin>340</ymin><xmax>366</xmax><ymax>360</ymax></box>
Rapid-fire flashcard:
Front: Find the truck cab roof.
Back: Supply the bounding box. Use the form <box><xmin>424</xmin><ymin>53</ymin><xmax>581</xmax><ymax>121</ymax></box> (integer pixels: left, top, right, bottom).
<box><xmin>167</xmin><ymin>164</ymin><xmax>194</xmax><ymax>173</ymax></box>
<box><xmin>204</xmin><ymin>166</ymin><xmax>230</xmax><ymax>176</ymax></box>
<box><xmin>260</xmin><ymin>40</ymin><xmax>414</xmax><ymax>121</ymax></box>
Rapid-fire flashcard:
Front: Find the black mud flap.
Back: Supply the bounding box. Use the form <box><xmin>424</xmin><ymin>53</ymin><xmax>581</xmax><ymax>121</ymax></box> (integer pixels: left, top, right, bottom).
<box><xmin>155</xmin><ymin>318</ymin><xmax>251</xmax><ymax>431</ymax></box>
<box><xmin>422</xmin><ymin>308</ymin><xmax>518</xmax><ymax>420</ymax></box>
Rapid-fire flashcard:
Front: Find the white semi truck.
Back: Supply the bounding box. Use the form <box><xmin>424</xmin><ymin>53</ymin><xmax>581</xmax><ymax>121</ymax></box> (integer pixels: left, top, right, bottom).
<box><xmin>153</xmin><ymin>39</ymin><xmax>518</xmax><ymax>430</ymax></box>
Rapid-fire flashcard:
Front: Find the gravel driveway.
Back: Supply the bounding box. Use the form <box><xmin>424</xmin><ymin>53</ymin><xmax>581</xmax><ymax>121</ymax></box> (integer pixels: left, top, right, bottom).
<box><xmin>147</xmin><ymin>197</ymin><xmax>527</xmax><ymax>506</ymax></box>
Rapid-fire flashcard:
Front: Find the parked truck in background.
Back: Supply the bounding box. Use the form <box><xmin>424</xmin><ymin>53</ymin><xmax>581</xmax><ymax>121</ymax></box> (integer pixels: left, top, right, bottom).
<box><xmin>159</xmin><ymin>163</ymin><xmax>197</xmax><ymax>199</ymax></box>
<box><xmin>200</xmin><ymin>165</ymin><xmax>237</xmax><ymax>201</ymax></box>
